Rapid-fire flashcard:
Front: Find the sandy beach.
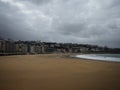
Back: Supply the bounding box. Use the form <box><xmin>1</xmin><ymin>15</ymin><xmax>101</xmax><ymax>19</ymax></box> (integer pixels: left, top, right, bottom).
<box><xmin>0</xmin><ymin>54</ymin><xmax>120</xmax><ymax>90</ymax></box>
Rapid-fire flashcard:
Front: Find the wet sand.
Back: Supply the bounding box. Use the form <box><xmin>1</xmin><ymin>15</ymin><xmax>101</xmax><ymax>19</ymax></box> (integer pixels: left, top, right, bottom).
<box><xmin>0</xmin><ymin>54</ymin><xmax>120</xmax><ymax>90</ymax></box>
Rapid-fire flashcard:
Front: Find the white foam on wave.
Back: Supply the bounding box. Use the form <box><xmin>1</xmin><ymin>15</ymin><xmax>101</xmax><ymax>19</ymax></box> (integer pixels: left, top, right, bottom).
<box><xmin>75</xmin><ymin>54</ymin><xmax>120</xmax><ymax>62</ymax></box>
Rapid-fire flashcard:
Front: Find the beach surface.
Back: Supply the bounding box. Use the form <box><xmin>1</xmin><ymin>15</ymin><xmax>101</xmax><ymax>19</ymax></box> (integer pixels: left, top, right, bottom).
<box><xmin>0</xmin><ymin>54</ymin><xmax>120</xmax><ymax>90</ymax></box>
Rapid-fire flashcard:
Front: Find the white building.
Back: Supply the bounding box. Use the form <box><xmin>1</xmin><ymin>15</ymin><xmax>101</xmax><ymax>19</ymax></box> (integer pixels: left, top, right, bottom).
<box><xmin>80</xmin><ymin>47</ymin><xmax>89</xmax><ymax>52</ymax></box>
<box><xmin>30</xmin><ymin>45</ymin><xmax>36</xmax><ymax>54</ymax></box>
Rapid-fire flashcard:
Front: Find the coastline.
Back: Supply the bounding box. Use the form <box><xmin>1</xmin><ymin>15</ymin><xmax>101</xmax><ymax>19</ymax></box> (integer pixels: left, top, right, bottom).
<box><xmin>0</xmin><ymin>54</ymin><xmax>120</xmax><ymax>90</ymax></box>
<box><xmin>73</xmin><ymin>54</ymin><xmax>120</xmax><ymax>63</ymax></box>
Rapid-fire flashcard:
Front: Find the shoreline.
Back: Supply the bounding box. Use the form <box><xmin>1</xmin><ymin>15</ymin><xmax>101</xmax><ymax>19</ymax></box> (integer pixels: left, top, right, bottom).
<box><xmin>72</xmin><ymin>54</ymin><xmax>120</xmax><ymax>63</ymax></box>
<box><xmin>65</xmin><ymin>54</ymin><xmax>120</xmax><ymax>63</ymax></box>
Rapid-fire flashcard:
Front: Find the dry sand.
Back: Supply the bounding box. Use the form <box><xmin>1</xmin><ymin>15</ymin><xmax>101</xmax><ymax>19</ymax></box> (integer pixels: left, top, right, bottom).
<box><xmin>0</xmin><ymin>54</ymin><xmax>120</xmax><ymax>90</ymax></box>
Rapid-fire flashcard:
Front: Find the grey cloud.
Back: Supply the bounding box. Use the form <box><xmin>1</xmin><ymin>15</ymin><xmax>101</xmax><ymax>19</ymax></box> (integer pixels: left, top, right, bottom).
<box><xmin>58</xmin><ymin>23</ymin><xmax>86</xmax><ymax>35</ymax></box>
<box><xmin>0</xmin><ymin>0</ymin><xmax>120</xmax><ymax>47</ymax></box>
<box><xmin>16</xmin><ymin>0</ymin><xmax>52</xmax><ymax>5</ymax></box>
<box><xmin>0</xmin><ymin>1</ymin><xmax>34</xmax><ymax>40</ymax></box>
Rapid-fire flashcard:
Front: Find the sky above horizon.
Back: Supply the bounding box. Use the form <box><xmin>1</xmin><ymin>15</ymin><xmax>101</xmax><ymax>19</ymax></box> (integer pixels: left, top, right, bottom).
<box><xmin>0</xmin><ymin>0</ymin><xmax>120</xmax><ymax>48</ymax></box>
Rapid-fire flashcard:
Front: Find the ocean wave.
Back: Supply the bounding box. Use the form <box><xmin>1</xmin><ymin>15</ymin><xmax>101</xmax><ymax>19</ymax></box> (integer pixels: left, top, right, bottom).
<box><xmin>75</xmin><ymin>54</ymin><xmax>120</xmax><ymax>62</ymax></box>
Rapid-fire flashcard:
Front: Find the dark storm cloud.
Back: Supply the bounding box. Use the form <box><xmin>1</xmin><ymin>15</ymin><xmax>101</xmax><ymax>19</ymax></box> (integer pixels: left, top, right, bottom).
<box><xmin>0</xmin><ymin>0</ymin><xmax>120</xmax><ymax>47</ymax></box>
<box><xmin>0</xmin><ymin>0</ymin><xmax>37</xmax><ymax>40</ymax></box>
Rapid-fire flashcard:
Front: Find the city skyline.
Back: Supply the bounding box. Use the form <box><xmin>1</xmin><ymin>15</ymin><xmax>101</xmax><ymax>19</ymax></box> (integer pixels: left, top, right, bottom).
<box><xmin>0</xmin><ymin>0</ymin><xmax>120</xmax><ymax>48</ymax></box>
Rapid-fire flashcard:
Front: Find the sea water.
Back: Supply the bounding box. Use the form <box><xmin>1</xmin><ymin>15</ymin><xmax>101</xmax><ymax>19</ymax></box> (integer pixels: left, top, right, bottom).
<box><xmin>75</xmin><ymin>54</ymin><xmax>120</xmax><ymax>62</ymax></box>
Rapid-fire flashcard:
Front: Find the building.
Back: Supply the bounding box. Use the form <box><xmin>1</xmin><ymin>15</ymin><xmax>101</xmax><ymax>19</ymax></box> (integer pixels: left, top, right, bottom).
<box><xmin>6</xmin><ymin>40</ymin><xmax>15</xmax><ymax>53</ymax></box>
<box><xmin>1</xmin><ymin>40</ymin><xmax>6</xmax><ymax>53</ymax></box>
<box><xmin>35</xmin><ymin>45</ymin><xmax>41</xmax><ymax>54</ymax></box>
<box><xmin>80</xmin><ymin>47</ymin><xmax>89</xmax><ymax>53</ymax></box>
<box><xmin>0</xmin><ymin>40</ymin><xmax>2</xmax><ymax>53</ymax></box>
<box><xmin>72</xmin><ymin>47</ymin><xmax>80</xmax><ymax>53</ymax></box>
<box><xmin>15</xmin><ymin>43</ymin><xmax>28</xmax><ymax>54</ymax></box>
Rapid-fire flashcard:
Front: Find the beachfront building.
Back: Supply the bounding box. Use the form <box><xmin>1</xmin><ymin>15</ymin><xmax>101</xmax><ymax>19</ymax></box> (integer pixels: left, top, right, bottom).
<box><xmin>72</xmin><ymin>47</ymin><xmax>80</xmax><ymax>53</ymax></box>
<box><xmin>29</xmin><ymin>45</ymin><xmax>36</xmax><ymax>54</ymax></box>
<box><xmin>56</xmin><ymin>49</ymin><xmax>62</xmax><ymax>53</ymax></box>
<box><xmin>0</xmin><ymin>39</ymin><xmax>16</xmax><ymax>55</ymax></box>
<box><xmin>90</xmin><ymin>48</ymin><xmax>100</xmax><ymax>52</ymax></box>
<box><xmin>0</xmin><ymin>40</ymin><xmax>6</xmax><ymax>53</ymax></box>
<box><xmin>67</xmin><ymin>49</ymin><xmax>72</xmax><ymax>53</ymax></box>
<box><xmin>0</xmin><ymin>40</ymin><xmax>3</xmax><ymax>54</ymax></box>
<box><xmin>0</xmin><ymin>39</ymin><xmax>114</xmax><ymax>55</ymax></box>
<box><xmin>29</xmin><ymin>44</ymin><xmax>45</xmax><ymax>54</ymax></box>
<box><xmin>41</xmin><ymin>45</ymin><xmax>45</xmax><ymax>53</ymax></box>
<box><xmin>15</xmin><ymin>43</ymin><xmax>28</xmax><ymax>54</ymax></box>
<box><xmin>55</xmin><ymin>43</ymin><xmax>61</xmax><ymax>47</ymax></box>
<box><xmin>35</xmin><ymin>45</ymin><xmax>45</xmax><ymax>54</ymax></box>
<box><xmin>6</xmin><ymin>40</ymin><xmax>15</xmax><ymax>53</ymax></box>
<box><xmin>80</xmin><ymin>47</ymin><xmax>89</xmax><ymax>53</ymax></box>
<box><xmin>0</xmin><ymin>40</ymin><xmax>2</xmax><ymax>52</ymax></box>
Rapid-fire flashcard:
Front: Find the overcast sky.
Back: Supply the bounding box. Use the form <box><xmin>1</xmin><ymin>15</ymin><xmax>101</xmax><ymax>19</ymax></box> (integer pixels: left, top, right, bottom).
<box><xmin>0</xmin><ymin>0</ymin><xmax>120</xmax><ymax>48</ymax></box>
